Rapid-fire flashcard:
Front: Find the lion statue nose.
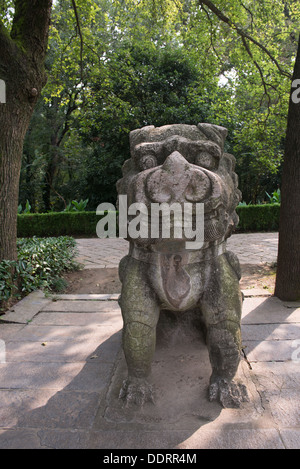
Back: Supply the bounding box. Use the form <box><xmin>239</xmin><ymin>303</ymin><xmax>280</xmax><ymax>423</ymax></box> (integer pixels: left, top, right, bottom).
<box><xmin>146</xmin><ymin>151</ymin><xmax>211</xmax><ymax>203</ymax></box>
<box><xmin>161</xmin><ymin>150</ymin><xmax>188</xmax><ymax>173</ymax></box>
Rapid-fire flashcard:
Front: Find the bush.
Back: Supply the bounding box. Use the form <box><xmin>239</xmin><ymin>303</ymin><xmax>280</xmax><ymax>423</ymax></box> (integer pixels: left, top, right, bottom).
<box><xmin>17</xmin><ymin>205</ymin><xmax>280</xmax><ymax>238</ymax></box>
<box><xmin>17</xmin><ymin>212</ymin><xmax>106</xmax><ymax>237</ymax></box>
<box><xmin>0</xmin><ymin>236</ymin><xmax>80</xmax><ymax>305</ymax></box>
<box><xmin>236</xmin><ymin>204</ymin><xmax>280</xmax><ymax>232</ymax></box>
<box><xmin>64</xmin><ymin>199</ymin><xmax>89</xmax><ymax>212</ymax></box>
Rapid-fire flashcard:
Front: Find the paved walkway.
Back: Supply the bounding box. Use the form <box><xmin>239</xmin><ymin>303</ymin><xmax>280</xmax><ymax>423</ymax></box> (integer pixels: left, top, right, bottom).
<box><xmin>75</xmin><ymin>232</ymin><xmax>279</xmax><ymax>268</ymax></box>
<box><xmin>0</xmin><ymin>232</ymin><xmax>300</xmax><ymax>449</ymax></box>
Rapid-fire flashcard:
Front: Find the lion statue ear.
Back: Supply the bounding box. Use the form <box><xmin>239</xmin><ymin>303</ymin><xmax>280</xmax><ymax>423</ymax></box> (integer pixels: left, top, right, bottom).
<box><xmin>197</xmin><ymin>123</ymin><xmax>228</xmax><ymax>152</ymax></box>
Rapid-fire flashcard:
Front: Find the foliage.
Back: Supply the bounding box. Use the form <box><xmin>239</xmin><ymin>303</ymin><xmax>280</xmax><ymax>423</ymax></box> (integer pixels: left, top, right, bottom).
<box><xmin>18</xmin><ymin>200</ymin><xmax>32</xmax><ymax>214</ymax></box>
<box><xmin>18</xmin><ymin>0</ymin><xmax>300</xmax><ymax>209</ymax></box>
<box><xmin>17</xmin><ymin>212</ymin><xmax>109</xmax><ymax>237</ymax></box>
<box><xmin>0</xmin><ymin>236</ymin><xmax>80</xmax><ymax>304</ymax></box>
<box><xmin>236</xmin><ymin>204</ymin><xmax>280</xmax><ymax>232</ymax></box>
<box><xmin>266</xmin><ymin>188</ymin><xmax>281</xmax><ymax>205</ymax></box>
<box><xmin>64</xmin><ymin>199</ymin><xmax>89</xmax><ymax>212</ymax></box>
<box><xmin>181</xmin><ymin>0</ymin><xmax>299</xmax><ymax>203</ymax></box>
<box><xmin>80</xmin><ymin>41</ymin><xmax>214</xmax><ymax>205</ymax></box>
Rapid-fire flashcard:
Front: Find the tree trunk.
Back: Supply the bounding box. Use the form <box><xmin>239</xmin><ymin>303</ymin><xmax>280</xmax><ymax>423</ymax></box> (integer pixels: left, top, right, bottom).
<box><xmin>0</xmin><ymin>93</ymin><xmax>33</xmax><ymax>260</ymax></box>
<box><xmin>0</xmin><ymin>0</ymin><xmax>52</xmax><ymax>262</ymax></box>
<box><xmin>275</xmin><ymin>36</ymin><xmax>300</xmax><ymax>301</ymax></box>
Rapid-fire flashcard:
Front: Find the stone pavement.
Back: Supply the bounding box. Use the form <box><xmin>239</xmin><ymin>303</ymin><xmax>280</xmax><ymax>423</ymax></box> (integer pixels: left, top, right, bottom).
<box><xmin>0</xmin><ymin>232</ymin><xmax>300</xmax><ymax>449</ymax></box>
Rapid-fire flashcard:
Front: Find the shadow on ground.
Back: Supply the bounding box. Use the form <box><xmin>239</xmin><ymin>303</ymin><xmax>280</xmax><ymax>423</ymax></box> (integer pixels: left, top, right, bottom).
<box><xmin>0</xmin><ymin>316</ymin><xmax>271</xmax><ymax>449</ymax></box>
<box><xmin>1</xmin><ymin>292</ymin><xmax>298</xmax><ymax>448</ymax></box>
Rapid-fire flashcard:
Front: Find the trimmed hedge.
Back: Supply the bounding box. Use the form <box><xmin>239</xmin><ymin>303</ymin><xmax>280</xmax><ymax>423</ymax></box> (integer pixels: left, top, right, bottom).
<box><xmin>17</xmin><ymin>212</ymin><xmax>106</xmax><ymax>237</ymax></box>
<box><xmin>236</xmin><ymin>204</ymin><xmax>280</xmax><ymax>232</ymax></box>
<box><xmin>17</xmin><ymin>204</ymin><xmax>280</xmax><ymax>238</ymax></box>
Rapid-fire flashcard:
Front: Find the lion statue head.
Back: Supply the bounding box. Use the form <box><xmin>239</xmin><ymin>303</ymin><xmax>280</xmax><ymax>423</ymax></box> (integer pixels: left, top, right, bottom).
<box><xmin>117</xmin><ymin>123</ymin><xmax>241</xmax><ymax>250</ymax></box>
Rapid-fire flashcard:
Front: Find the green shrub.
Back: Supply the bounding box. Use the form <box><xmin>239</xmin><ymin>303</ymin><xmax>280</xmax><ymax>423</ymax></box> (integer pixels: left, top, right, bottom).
<box><xmin>18</xmin><ymin>199</ymin><xmax>32</xmax><ymax>214</ymax></box>
<box><xmin>0</xmin><ymin>236</ymin><xmax>80</xmax><ymax>305</ymax></box>
<box><xmin>0</xmin><ymin>260</ymin><xmax>17</xmax><ymax>302</ymax></box>
<box><xmin>265</xmin><ymin>189</ymin><xmax>281</xmax><ymax>204</ymax></box>
<box><xmin>236</xmin><ymin>204</ymin><xmax>280</xmax><ymax>232</ymax></box>
<box><xmin>64</xmin><ymin>199</ymin><xmax>89</xmax><ymax>212</ymax></box>
<box><xmin>17</xmin><ymin>205</ymin><xmax>279</xmax><ymax>238</ymax></box>
<box><xmin>17</xmin><ymin>212</ymin><xmax>107</xmax><ymax>237</ymax></box>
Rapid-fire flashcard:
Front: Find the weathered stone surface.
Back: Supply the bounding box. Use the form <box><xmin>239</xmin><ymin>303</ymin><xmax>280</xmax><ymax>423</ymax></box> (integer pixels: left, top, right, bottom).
<box><xmin>5</xmin><ymin>337</ymin><xmax>121</xmax><ymax>363</ymax></box>
<box><xmin>242</xmin><ymin>323</ymin><xmax>300</xmax><ymax>341</ymax></box>
<box><xmin>0</xmin><ymin>361</ymin><xmax>114</xmax><ymax>391</ymax></box>
<box><xmin>53</xmin><ymin>293</ymin><xmax>120</xmax><ymax>300</ymax></box>
<box><xmin>280</xmin><ymin>430</ymin><xmax>300</xmax><ymax>449</ymax></box>
<box><xmin>267</xmin><ymin>389</ymin><xmax>300</xmax><ymax>428</ymax></box>
<box><xmin>41</xmin><ymin>299</ymin><xmax>119</xmax><ymax>312</ymax></box>
<box><xmin>117</xmin><ymin>123</ymin><xmax>248</xmax><ymax>408</ymax></box>
<box><xmin>99</xmin><ymin>339</ymin><xmax>262</xmax><ymax>431</ymax></box>
<box><xmin>1</xmin><ymin>290</ymin><xmax>52</xmax><ymax>324</ymax></box>
<box><xmin>1</xmin><ymin>290</ymin><xmax>300</xmax><ymax>448</ymax></box>
<box><xmin>242</xmin><ymin>297</ymin><xmax>300</xmax><ymax>324</ymax></box>
<box><xmin>177</xmin><ymin>428</ymin><xmax>285</xmax><ymax>449</ymax></box>
<box><xmin>242</xmin><ymin>340</ymin><xmax>296</xmax><ymax>362</ymax></box>
<box><xmin>0</xmin><ymin>429</ymin><xmax>44</xmax><ymax>449</ymax></box>
<box><xmin>31</xmin><ymin>312</ymin><xmax>122</xmax><ymax>327</ymax></box>
<box><xmin>0</xmin><ymin>389</ymin><xmax>101</xmax><ymax>429</ymax></box>
<box><xmin>4</xmin><ymin>324</ymin><xmax>119</xmax><ymax>343</ymax></box>
<box><xmin>242</xmin><ymin>288</ymin><xmax>272</xmax><ymax>297</ymax></box>
<box><xmin>87</xmin><ymin>428</ymin><xmax>285</xmax><ymax>450</ymax></box>
<box><xmin>0</xmin><ymin>324</ymin><xmax>25</xmax><ymax>340</ymax></box>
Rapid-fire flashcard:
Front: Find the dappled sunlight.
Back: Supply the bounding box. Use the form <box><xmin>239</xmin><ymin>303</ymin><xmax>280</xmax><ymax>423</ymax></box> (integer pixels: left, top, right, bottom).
<box><xmin>241</xmin><ymin>297</ymin><xmax>300</xmax><ymax>361</ymax></box>
<box><xmin>0</xmin><ymin>293</ymin><xmax>300</xmax><ymax>448</ymax></box>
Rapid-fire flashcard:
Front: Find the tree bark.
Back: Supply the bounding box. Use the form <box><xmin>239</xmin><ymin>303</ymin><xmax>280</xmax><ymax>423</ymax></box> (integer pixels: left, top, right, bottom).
<box><xmin>275</xmin><ymin>35</ymin><xmax>300</xmax><ymax>301</ymax></box>
<box><xmin>0</xmin><ymin>86</ymin><xmax>33</xmax><ymax>260</ymax></box>
<box><xmin>0</xmin><ymin>0</ymin><xmax>52</xmax><ymax>261</ymax></box>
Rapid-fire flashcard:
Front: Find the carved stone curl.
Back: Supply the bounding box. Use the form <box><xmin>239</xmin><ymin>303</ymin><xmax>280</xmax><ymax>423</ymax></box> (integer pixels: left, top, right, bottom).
<box><xmin>117</xmin><ymin>123</ymin><xmax>248</xmax><ymax>408</ymax></box>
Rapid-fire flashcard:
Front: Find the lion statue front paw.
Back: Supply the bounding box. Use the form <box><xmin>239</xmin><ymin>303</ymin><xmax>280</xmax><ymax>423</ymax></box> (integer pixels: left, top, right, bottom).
<box><xmin>208</xmin><ymin>377</ymin><xmax>249</xmax><ymax>408</ymax></box>
<box><xmin>119</xmin><ymin>377</ymin><xmax>155</xmax><ymax>407</ymax></box>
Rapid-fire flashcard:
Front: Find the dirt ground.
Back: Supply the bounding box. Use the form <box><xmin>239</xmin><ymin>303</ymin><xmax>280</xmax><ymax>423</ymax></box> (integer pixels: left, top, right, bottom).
<box><xmin>62</xmin><ymin>263</ymin><xmax>276</xmax><ymax>295</ymax></box>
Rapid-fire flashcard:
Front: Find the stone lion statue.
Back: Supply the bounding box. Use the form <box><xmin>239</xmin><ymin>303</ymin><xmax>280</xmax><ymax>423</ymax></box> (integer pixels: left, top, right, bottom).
<box><xmin>116</xmin><ymin>123</ymin><xmax>248</xmax><ymax>408</ymax></box>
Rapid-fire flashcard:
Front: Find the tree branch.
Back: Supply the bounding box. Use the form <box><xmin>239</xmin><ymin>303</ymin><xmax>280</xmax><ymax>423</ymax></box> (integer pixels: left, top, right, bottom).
<box><xmin>10</xmin><ymin>0</ymin><xmax>52</xmax><ymax>63</ymax></box>
<box><xmin>198</xmin><ymin>0</ymin><xmax>292</xmax><ymax>79</ymax></box>
<box><xmin>0</xmin><ymin>19</ymin><xmax>19</xmax><ymax>73</ymax></box>
<box><xmin>241</xmin><ymin>36</ymin><xmax>271</xmax><ymax>124</ymax></box>
<box><xmin>201</xmin><ymin>5</ymin><xmax>223</xmax><ymax>64</ymax></box>
<box><xmin>71</xmin><ymin>0</ymin><xmax>84</xmax><ymax>81</ymax></box>
<box><xmin>56</xmin><ymin>89</ymin><xmax>80</xmax><ymax>147</ymax></box>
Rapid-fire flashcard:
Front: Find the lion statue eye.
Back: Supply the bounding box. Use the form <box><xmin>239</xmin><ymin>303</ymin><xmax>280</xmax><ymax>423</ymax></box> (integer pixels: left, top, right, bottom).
<box><xmin>139</xmin><ymin>155</ymin><xmax>157</xmax><ymax>170</ymax></box>
<box><xmin>194</xmin><ymin>152</ymin><xmax>216</xmax><ymax>170</ymax></box>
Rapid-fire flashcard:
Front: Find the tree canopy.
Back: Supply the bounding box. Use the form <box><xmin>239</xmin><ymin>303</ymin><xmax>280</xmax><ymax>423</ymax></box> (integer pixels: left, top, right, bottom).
<box><xmin>16</xmin><ymin>0</ymin><xmax>300</xmax><ymax>211</ymax></box>
<box><xmin>1</xmin><ymin>0</ymin><xmax>300</xmax><ymax>299</ymax></box>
